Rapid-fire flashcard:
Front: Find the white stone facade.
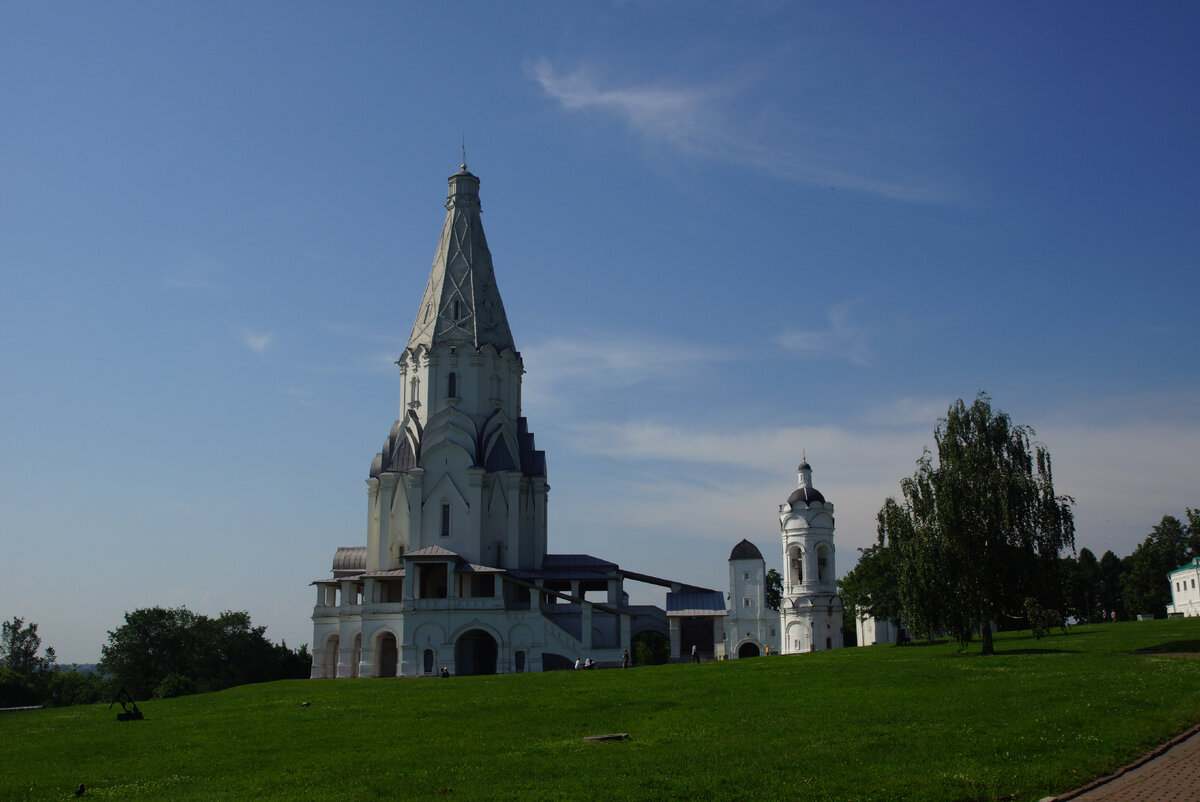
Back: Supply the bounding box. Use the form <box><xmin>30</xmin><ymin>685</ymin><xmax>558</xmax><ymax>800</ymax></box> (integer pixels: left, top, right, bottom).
<box><xmin>724</xmin><ymin>540</ymin><xmax>781</xmax><ymax>657</ymax></box>
<box><xmin>310</xmin><ymin>167</ymin><xmax>638</xmax><ymax>677</ymax></box>
<box><xmin>779</xmin><ymin>460</ymin><xmax>844</xmax><ymax>654</ymax></box>
<box><xmin>855</xmin><ymin>614</ymin><xmax>897</xmax><ymax>646</ymax></box>
<box><xmin>1167</xmin><ymin>558</ymin><xmax>1200</xmax><ymax>617</ymax></box>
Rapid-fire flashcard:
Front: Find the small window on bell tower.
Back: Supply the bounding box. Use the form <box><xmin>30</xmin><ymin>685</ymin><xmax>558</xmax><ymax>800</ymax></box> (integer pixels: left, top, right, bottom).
<box><xmin>448</xmin><ymin>372</ymin><xmax>457</xmax><ymax>398</ymax></box>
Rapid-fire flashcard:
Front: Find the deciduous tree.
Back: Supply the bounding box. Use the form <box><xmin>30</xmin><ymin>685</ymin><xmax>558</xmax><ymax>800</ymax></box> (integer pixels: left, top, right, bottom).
<box><xmin>100</xmin><ymin>607</ymin><xmax>311</xmax><ymax>699</ymax></box>
<box><xmin>0</xmin><ymin>617</ymin><xmax>55</xmax><ymax>675</ymax></box>
<box><xmin>838</xmin><ymin>544</ymin><xmax>900</xmax><ymax>625</ymax></box>
<box><xmin>765</xmin><ymin>569</ymin><xmax>783</xmax><ymax>611</ymax></box>
<box><xmin>877</xmin><ymin>394</ymin><xmax>1075</xmax><ymax>654</ymax></box>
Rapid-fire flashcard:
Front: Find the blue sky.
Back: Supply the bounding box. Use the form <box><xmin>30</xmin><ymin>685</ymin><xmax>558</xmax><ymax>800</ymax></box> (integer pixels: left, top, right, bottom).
<box><xmin>2</xmin><ymin>2</ymin><xmax>1197</xmax><ymax>662</ymax></box>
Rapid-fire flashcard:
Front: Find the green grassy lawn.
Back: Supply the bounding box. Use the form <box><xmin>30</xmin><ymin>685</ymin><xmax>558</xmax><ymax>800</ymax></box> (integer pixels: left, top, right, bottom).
<box><xmin>6</xmin><ymin>620</ymin><xmax>1200</xmax><ymax>801</ymax></box>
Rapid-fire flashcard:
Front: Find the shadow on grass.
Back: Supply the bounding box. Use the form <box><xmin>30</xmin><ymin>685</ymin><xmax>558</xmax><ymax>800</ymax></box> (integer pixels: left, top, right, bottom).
<box><xmin>1133</xmin><ymin>640</ymin><xmax>1200</xmax><ymax>654</ymax></box>
<box><xmin>993</xmin><ymin>648</ymin><xmax>1072</xmax><ymax>655</ymax></box>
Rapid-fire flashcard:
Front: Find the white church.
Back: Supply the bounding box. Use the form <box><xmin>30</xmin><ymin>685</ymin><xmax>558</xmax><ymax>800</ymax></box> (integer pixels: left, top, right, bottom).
<box><xmin>310</xmin><ymin>166</ymin><xmax>844</xmax><ymax>676</ymax></box>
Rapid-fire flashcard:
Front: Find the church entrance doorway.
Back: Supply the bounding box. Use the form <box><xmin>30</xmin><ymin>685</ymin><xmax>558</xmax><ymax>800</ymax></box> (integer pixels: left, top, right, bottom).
<box><xmin>455</xmin><ymin>629</ymin><xmax>498</xmax><ymax>675</ymax></box>
<box><xmin>738</xmin><ymin>642</ymin><xmax>760</xmax><ymax>658</ymax></box>
<box><xmin>377</xmin><ymin>633</ymin><xmax>398</xmax><ymax>677</ymax></box>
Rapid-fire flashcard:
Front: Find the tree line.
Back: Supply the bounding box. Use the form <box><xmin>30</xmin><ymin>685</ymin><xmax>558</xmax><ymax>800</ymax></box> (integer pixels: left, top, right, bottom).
<box><xmin>0</xmin><ymin>607</ymin><xmax>311</xmax><ymax>707</ymax></box>
<box><xmin>839</xmin><ymin>393</ymin><xmax>1195</xmax><ymax>652</ymax></box>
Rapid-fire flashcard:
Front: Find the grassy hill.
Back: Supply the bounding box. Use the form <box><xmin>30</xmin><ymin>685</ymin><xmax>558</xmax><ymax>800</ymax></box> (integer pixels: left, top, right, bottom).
<box><xmin>6</xmin><ymin>620</ymin><xmax>1200</xmax><ymax>800</ymax></box>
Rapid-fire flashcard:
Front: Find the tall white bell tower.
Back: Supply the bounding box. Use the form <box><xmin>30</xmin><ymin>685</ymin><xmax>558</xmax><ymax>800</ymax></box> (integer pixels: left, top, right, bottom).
<box><xmin>779</xmin><ymin>457</ymin><xmax>843</xmax><ymax>653</ymax></box>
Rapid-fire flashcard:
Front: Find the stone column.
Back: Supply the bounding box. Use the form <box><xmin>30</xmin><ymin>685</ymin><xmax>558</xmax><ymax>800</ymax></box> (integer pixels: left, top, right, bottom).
<box><xmin>357</xmin><ymin>632</ymin><xmax>374</xmax><ymax>678</ymax></box>
<box><xmin>582</xmin><ymin>603</ymin><xmax>593</xmax><ymax>652</ymax></box>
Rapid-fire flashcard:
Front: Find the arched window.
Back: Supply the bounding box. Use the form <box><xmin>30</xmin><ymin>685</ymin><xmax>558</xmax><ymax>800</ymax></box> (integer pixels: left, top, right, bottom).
<box><xmin>448</xmin><ymin>372</ymin><xmax>457</xmax><ymax>398</ymax></box>
<box><xmin>423</xmin><ymin>649</ymin><xmax>434</xmax><ymax>675</ymax></box>
<box><xmin>515</xmin><ymin>650</ymin><xmax>526</xmax><ymax>672</ymax></box>
<box><xmin>410</xmin><ymin>376</ymin><xmax>420</xmax><ymax>407</ymax></box>
<box><xmin>789</xmin><ymin>546</ymin><xmax>803</xmax><ymax>585</ymax></box>
<box><xmin>441</xmin><ymin>504</ymin><xmax>451</xmax><ymax>538</ymax></box>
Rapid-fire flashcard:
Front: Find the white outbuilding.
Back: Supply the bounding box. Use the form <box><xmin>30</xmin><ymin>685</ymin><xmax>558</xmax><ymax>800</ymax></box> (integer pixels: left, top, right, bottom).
<box><xmin>1166</xmin><ymin>558</ymin><xmax>1200</xmax><ymax>617</ymax></box>
<box><xmin>724</xmin><ymin>539</ymin><xmax>781</xmax><ymax>657</ymax></box>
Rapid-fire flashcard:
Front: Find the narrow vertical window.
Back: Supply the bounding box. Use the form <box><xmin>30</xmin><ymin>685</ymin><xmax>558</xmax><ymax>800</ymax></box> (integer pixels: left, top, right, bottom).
<box><xmin>423</xmin><ymin>303</ymin><xmax>432</xmax><ymax>323</ymax></box>
<box><xmin>453</xmin><ymin>299</ymin><xmax>461</xmax><ymax>320</ymax></box>
<box><xmin>440</xmin><ymin>504</ymin><xmax>451</xmax><ymax>538</ymax></box>
<box><xmin>448</xmin><ymin>372</ymin><xmax>457</xmax><ymax>398</ymax></box>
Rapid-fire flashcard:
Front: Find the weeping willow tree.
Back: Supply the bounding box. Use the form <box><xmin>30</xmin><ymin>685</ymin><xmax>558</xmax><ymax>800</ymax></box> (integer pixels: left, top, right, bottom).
<box><xmin>878</xmin><ymin>394</ymin><xmax>1075</xmax><ymax>654</ymax></box>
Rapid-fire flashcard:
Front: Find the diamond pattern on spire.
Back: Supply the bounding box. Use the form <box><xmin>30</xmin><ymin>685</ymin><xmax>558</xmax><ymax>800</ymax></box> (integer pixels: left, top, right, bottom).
<box><xmin>406</xmin><ymin>170</ymin><xmax>515</xmax><ymax>353</ymax></box>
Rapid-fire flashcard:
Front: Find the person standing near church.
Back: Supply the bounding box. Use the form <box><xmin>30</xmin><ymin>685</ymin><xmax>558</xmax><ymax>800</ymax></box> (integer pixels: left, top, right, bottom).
<box><xmin>691</xmin><ymin>644</ymin><xmax>699</xmax><ymax>663</ymax></box>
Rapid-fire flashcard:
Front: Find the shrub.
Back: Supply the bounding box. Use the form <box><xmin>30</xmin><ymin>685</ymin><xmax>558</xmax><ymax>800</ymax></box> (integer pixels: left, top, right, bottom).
<box><xmin>154</xmin><ymin>673</ymin><xmax>195</xmax><ymax>699</ymax></box>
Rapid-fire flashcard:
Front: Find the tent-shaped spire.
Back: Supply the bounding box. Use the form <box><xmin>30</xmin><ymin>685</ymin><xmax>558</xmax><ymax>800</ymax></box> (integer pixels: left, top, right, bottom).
<box><xmin>406</xmin><ymin>165</ymin><xmax>516</xmax><ymax>353</ymax></box>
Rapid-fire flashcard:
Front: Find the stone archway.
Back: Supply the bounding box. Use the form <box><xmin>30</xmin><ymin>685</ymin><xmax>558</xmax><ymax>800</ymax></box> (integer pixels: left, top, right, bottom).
<box><xmin>455</xmin><ymin>629</ymin><xmax>498</xmax><ymax>676</ymax></box>
<box><xmin>738</xmin><ymin>641</ymin><xmax>761</xmax><ymax>658</ymax></box>
<box><xmin>377</xmin><ymin>633</ymin><xmax>398</xmax><ymax>677</ymax></box>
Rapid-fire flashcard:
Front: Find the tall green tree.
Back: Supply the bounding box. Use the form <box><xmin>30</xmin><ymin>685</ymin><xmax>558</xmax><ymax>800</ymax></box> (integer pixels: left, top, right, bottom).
<box><xmin>764</xmin><ymin>569</ymin><xmax>783</xmax><ymax>611</ymax></box>
<box><xmin>1097</xmin><ymin>550</ymin><xmax>1126</xmax><ymax>620</ymax></box>
<box><xmin>877</xmin><ymin>394</ymin><xmax>1076</xmax><ymax>654</ymax></box>
<box><xmin>1064</xmin><ymin>548</ymin><xmax>1102</xmax><ymax>621</ymax></box>
<box><xmin>838</xmin><ymin>544</ymin><xmax>900</xmax><ymax>625</ymax></box>
<box><xmin>1121</xmin><ymin>515</ymin><xmax>1194</xmax><ymax>618</ymax></box>
<box><xmin>0</xmin><ymin>617</ymin><xmax>56</xmax><ymax>675</ymax></box>
<box><xmin>100</xmin><ymin>607</ymin><xmax>310</xmax><ymax>699</ymax></box>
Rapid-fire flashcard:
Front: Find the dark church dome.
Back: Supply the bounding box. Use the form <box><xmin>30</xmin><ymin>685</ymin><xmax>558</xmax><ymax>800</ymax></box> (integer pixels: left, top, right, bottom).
<box><xmin>729</xmin><ymin>539</ymin><xmax>764</xmax><ymax>561</ymax></box>
<box><xmin>787</xmin><ymin>485</ymin><xmax>826</xmax><ymax>506</ymax></box>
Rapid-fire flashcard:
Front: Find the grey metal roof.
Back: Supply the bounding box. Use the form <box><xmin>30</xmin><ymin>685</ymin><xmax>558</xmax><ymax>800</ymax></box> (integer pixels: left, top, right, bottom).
<box><xmin>405</xmin><ymin>167</ymin><xmax>516</xmax><ymax>355</ymax></box>
<box><xmin>371</xmin><ymin>419</ymin><xmax>417</xmax><ymax>478</ymax></box>
<box><xmin>332</xmin><ymin>547</ymin><xmax>366</xmax><ymax>573</ymax></box>
<box><xmin>456</xmin><ymin>562</ymin><xmax>505</xmax><ymax>574</ymax></box>
<box><xmin>787</xmin><ymin>485</ymin><xmax>826</xmax><ymax>506</ymax></box>
<box><xmin>405</xmin><ymin>544</ymin><xmax>461</xmax><ymax>559</ymax></box>
<box><xmin>361</xmin><ymin>568</ymin><xmax>406</xmax><ymax>579</ymax></box>
<box><xmin>729</xmin><ymin>539</ymin><xmax>764</xmax><ymax>561</ymax></box>
<box><xmin>666</xmin><ymin>590</ymin><xmax>728</xmax><ymax>616</ymax></box>
<box><xmin>543</xmin><ymin>554</ymin><xmax>617</xmax><ymax>569</ymax></box>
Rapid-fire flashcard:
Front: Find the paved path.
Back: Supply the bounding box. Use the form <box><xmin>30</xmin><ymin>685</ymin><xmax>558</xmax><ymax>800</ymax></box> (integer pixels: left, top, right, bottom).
<box><xmin>1048</xmin><ymin>724</ymin><xmax>1200</xmax><ymax>801</ymax></box>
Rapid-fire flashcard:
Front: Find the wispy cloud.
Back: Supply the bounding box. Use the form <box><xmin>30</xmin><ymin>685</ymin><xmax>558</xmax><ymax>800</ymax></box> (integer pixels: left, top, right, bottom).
<box><xmin>550</xmin><ymin>399</ymin><xmax>1200</xmax><ymax>576</ymax></box>
<box><xmin>165</xmin><ymin>254</ymin><xmax>225</xmax><ymax>291</ymax></box>
<box><xmin>527</xmin><ymin>58</ymin><xmax>955</xmax><ymax>202</ymax></box>
<box><xmin>236</xmin><ymin>327</ymin><xmax>275</xmax><ymax>356</ymax></box>
<box><xmin>860</xmin><ymin>397</ymin><xmax>950</xmax><ymax>428</ymax></box>
<box><xmin>774</xmin><ymin>301</ymin><xmax>869</xmax><ymax>365</ymax></box>
<box><xmin>281</xmin><ymin>387</ymin><xmax>318</xmax><ymax>407</ymax></box>
<box><xmin>521</xmin><ymin>333</ymin><xmax>732</xmax><ymax>408</ymax></box>
<box><xmin>299</xmin><ymin>352</ymin><xmax>397</xmax><ymax>375</ymax></box>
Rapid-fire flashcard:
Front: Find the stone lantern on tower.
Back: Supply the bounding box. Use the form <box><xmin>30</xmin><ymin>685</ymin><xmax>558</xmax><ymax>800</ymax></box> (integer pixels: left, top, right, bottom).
<box><xmin>779</xmin><ymin>457</ymin><xmax>843</xmax><ymax>653</ymax></box>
